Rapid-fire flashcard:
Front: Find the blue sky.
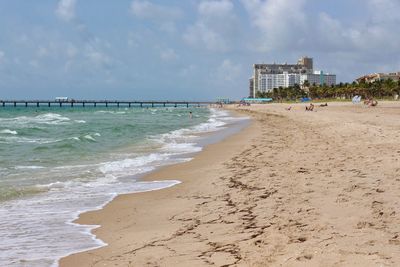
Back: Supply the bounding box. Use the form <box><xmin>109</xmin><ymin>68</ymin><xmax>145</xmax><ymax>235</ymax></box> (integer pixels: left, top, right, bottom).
<box><xmin>0</xmin><ymin>0</ymin><xmax>399</xmax><ymax>100</ymax></box>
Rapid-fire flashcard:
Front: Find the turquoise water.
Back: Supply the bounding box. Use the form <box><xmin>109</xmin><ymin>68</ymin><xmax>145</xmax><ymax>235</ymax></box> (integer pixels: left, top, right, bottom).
<box><xmin>0</xmin><ymin>106</ymin><xmax>241</xmax><ymax>267</ymax></box>
<box><xmin>0</xmin><ymin>107</ymin><xmax>210</xmax><ymax>201</ymax></box>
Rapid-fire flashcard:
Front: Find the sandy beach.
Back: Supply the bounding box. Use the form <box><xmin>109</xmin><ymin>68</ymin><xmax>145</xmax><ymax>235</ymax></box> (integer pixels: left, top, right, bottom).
<box><xmin>60</xmin><ymin>101</ymin><xmax>400</xmax><ymax>267</ymax></box>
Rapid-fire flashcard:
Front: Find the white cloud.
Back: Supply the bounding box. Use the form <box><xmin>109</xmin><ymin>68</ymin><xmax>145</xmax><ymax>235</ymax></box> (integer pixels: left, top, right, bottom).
<box><xmin>55</xmin><ymin>1</ymin><xmax>116</xmax><ymax>72</ymax></box>
<box><xmin>130</xmin><ymin>1</ymin><xmax>183</xmax><ymax>33</ymax></box>
<box><xmin>29</xmin><ymin>60</ymin><xmax>40</xmax><ymax>69</ymax></box>
<box><xmin>37</xmin><ymin>46</ymin><xmax>49</xmax><ymax>58</ymax></box>
<box><xmin>368</xmin><ymin>0</ymin><xmax>400</xmax><ymax>24</ymax></box>
<box><xmin>127</xmin><ymin>32</ymin><xmax>140</xmax><ymax>48</ymax></box>
<box><xmin>184</xmin><ymin>24</ymin><xmax>228</xmax><ymax>52</ymax></box>
<box><xmin>160</xmin><ymin>48</ymin><xmax>178</xmax><ymax>61</ymax></box>
<box><xmin>56</xmin><ymin>0</ymin><xmax>77</xmax><ymax>22</ymax></box>
<box><xmin>217</xmin><ymin>59</ymin><xmax>242</xmax><ymax>82</ymax></box>
<box><xmin>13</xmin><ymin>57</ymin><xmax>20</xmax><ymax>65</ymax></box>
<box><xmin>198</xmin><ymin>0</ymin><xmax>234</xmax><ymax>20</ymax></box>
<box><xmin>66</xmin><ymin>43</ymin><xmax>78</xmax><ymax>58</ymax></box>
<box><xmin>241</xmin><ymin>0</ymin><xmax>307</xmax><ymax>52</ymax></box>
<box><xmin>179</xmin><ymin>64</ymin><xmax>196</xmax><ymax>77</ymax></box>
<box><xmin>183</xmin><ymin>0</ymin><xmax>237</xmax><ymax>52</ymax></box>
<box><xmin>314</xmin><ymin>0</ymin><xmax>400</xmax><ymax>57</ymax></box>
<box><xmin>16</xmin><ymin>34</ymin><xmax>29</xmax><ymax>44</ymax></box>
<box><xmin>0</xmin><ymin>50</ymin><xmax>5</xmax><ymax>64</ymax></box>
<box><xmin>85</xmin><ymin>45</ymin><xmax>112</xmax><ymax>68</ymax></box>
<box><xmin>130</xmin><ymin>1</ymin><xmax>182</xmax><ymax>25</ymax></box>
<box><xmin>240</xmin><ymin>0</ymin><xmax>400</xmax><ymax>72</ymax></box>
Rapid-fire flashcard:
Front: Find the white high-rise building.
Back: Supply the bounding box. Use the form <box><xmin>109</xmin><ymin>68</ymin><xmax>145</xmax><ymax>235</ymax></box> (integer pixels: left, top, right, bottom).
<box><xmin>258</xmin><ymin>72</ymin><xmax>302</xmax><ymax>92</ymax></box>
<box><xmin>249</xmin><ymin>57</ymin><xmax>336</xmax><ymax>97</ymax></box>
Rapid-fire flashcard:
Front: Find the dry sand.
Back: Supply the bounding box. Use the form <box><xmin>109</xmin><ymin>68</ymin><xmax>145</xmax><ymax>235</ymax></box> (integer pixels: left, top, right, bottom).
<box><xmin>60</xmin><ymin>101</ymin><xmax>400</xmax><ymax>267</ymax></box>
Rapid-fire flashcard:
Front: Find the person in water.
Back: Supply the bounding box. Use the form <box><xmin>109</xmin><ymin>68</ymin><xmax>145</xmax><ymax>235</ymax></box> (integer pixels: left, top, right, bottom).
<box><xmin>189</xmin><ymin>111</ymin><xmax>193</xmax><ymax>119</ymax></box>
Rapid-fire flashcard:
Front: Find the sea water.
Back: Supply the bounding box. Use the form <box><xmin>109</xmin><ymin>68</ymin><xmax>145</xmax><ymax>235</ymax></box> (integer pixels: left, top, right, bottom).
<box><xmin>0</xmin><ymin>106</ymin><xmax>246</xmax><ymax>266</ymax></box>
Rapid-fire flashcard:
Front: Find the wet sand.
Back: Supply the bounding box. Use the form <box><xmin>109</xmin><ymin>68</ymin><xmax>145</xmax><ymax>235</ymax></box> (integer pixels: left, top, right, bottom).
<box><xmin>60</xmin><ymin>101</ymin><xmax>400</xmax><ymax>266</ymax></box>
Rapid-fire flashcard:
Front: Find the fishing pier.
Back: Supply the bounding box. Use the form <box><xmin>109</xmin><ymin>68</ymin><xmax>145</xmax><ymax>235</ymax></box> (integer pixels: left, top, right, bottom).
<box><xmin>0</xmin><ymin>100</ymin><xmax>215</xmax><ymax>108</ymax></box>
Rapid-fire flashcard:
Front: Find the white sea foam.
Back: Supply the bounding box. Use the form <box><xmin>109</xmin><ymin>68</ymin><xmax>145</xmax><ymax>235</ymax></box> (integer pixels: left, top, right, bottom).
<box><xmin>54</xmin><ymin>163</ymin><xmax>100</xmax><ymax>170</ymax></box>
<box><xmin>0</xmin><ymin>136</ymin><xmax>60</xmax><ymax>144</ymax></box>
<box><xmin>0</xmin><ymin>113</ymin><xmax>71</xmax><ymax>127</ymax></box>
<box><xmin>95</xmin><ymin>111</ymin><xmax>126</xmax><ymax>115</ymax></box>
<box><xmin>0</xmin><ymin>178</ymin><xmax>181</xmax><ymax>267</ymax></box>
<box><xmin>34</xmin><ymin>181</ymin><xmax>69</xmax><ymax>191</ymax></box>
<box><xmin>14</xmin><ymin>166</ymin><xmax>45</xmax><ymax>170</ymax></box>
<box><xmin>26</xmin><ymin>113</ymin><xmax>71</xmax><ymax>125</ymax></box>
<box><xmin>99</xmin><ymin>153</ymin><xmax>170</xmax><ymax>177</ymax></box>
<box><xmin>83</xmin><ymin>135</ymin><xmax>96</xmax><ymax>141</ymax></box>
<box><xmin>150</xmin><ymin>108</ymin><xmax>232</xmax><ymax>154</ymax></box>
<box><xmin>0</xmin><ymin>129</ymin><xmax>18</xmax><ymax>135</ymax></box>
<box><xmin>192</xmin><ymin>119</ymin><xmax>226</xmax><ymax>132</ymax></box>
<box><xmin>161</xmin><ymin>142</ymin><xmax>202</xmax><ymax>154</ymax></box>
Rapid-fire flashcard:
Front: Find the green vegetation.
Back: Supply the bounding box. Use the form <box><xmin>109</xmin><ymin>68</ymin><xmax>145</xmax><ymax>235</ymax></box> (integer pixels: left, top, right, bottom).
<box><xmin>255</xmin><ymin>79</ymin><xmax>400</xmax><ymax>101</ymax></box>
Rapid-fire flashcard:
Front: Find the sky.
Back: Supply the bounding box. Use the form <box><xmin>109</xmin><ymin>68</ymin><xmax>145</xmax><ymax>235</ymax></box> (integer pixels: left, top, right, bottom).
<box><xmin>0</xmin><ymin>0</ymin><xmax>399</xmax><ymax>100</ymax></box>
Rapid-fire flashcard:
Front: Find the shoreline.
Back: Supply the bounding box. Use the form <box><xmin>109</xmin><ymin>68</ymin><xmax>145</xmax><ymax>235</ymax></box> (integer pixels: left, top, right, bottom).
<box><xmin>59</xmin><ymin>109</ymin><xmax>254</xmax><ymax>266</ymax></box>
<box><xmin>60</xmin><ymin>102</ymin><xmax>400</xmax><ymax>266</ymax></box>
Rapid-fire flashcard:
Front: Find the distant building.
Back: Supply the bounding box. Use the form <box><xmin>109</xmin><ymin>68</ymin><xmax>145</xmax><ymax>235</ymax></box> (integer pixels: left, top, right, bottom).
<box><xmin>300</xmin><ymin>71</ymin><xmax>336</xmax><ymax>87</ymax></box>
<box><xmin>252</xmin><ymin>56</ymin><xmax>312</xmax><ymax>95</ymax></box>
<box><xmin>356</xmin><ymin>72</ymin><xmax>400</xmax><ymax>83</ymax></box>
<box><xmin>249</xmin><ymin>77</ymin><xmax>254</xmax><ymax>98</ymax></box>
<box><xmin>258</xmin><ymin>72</ymin><xmax>301</xmax><ymax>92</ymax></box>
<box><xmin>298</xmin><ymin>57</ymin><xmax>313</xmax><ymax>71</ymax></box>
<box><xmin>250</xmin><ymin>56</ymin><xmax>336</xmax><ymax>96</ymax></box>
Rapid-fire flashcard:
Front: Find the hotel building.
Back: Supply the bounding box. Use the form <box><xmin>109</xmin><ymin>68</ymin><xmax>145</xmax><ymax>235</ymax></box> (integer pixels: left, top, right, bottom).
<box><xmin>249</xmin><ymin>57</ymin><xmax>336</xmax><ymax>97</ymax></box>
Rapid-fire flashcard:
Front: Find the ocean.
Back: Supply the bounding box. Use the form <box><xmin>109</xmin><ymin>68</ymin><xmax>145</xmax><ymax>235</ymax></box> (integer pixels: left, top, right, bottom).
<box><xmin>0</xmin><ymin>106</ymin><xmax>247</xmax><ymax>267</ymax></box>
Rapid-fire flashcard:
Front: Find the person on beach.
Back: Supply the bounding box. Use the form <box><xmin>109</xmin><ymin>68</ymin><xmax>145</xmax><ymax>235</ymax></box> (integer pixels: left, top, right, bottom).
<box><xmin>364</xmin><ymin>98</ymin><xmax>378</xmax><ymax>107</ymax></box>
<box><xmin>306</xmin><ymin>103</ymin><xmax>314</xmax><ymax>111</ymax></box>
